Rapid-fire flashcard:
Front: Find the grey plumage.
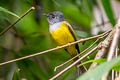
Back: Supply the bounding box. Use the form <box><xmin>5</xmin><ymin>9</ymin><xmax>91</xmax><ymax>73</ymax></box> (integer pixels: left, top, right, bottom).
<box><xmin>46</xmin><ymin>11</ymin><xmax>65</xmax><ymax>25</ymax></box>
<box><xmin>45</xmin><ymin>11</ymin><xmax>86</xmax><ymax>75</ymax></box>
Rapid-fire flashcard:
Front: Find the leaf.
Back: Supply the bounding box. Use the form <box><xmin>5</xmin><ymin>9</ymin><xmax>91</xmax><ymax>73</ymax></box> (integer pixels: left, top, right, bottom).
<box><xmin>112</xmin><ymin>62</ymin><xmax>120</xmax><ymax>71</ymax></box>
<box><xmin>0</xmin><ymin>6</ymin><xmax>20</xmax><ymax>18</ymax></box>
<box><xmin>53</xmin><ymin>0</ymin><xmax>91</xmax><ymax>28</ymax></box>
<box><xmin>79</xmin><ymin>58</ymin><xmax>106</xmax><ymax>67</ymax></box>
<box><xmin>82</xmin><ymin>0</ymin><xmax>93</xmax><ymax>18</ymax></box>
<box><xmin>12</xmin><ymin>69</ymin><xmax>21</xmax><ymax>80</ymax></box>
<box><xmin>77</xmin><ymin>56</ymin><xmax>120</xmax><ymax>80</ymax></box>
<box><xmin>16</xmin><ymin>59</ymin><xmax>48</xmax><ymax>80</ymax></box>
<box><xmin>62</xmin><ymin>4</ymin><xmax>91</xmax><ymax>28</ymax></box>
<box><xmin>76</xmin><ymin>30</ymin><xmax>89</xmax><ymax>38</ymax></box>
<box><xmin>101</xmin><ymin>0</ymin><xmax>116</xmax><ymax>26</ymax></box>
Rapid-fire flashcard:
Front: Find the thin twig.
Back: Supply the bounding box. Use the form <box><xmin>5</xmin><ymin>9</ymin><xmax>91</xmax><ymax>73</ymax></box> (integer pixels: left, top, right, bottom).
<box><xmin>111</xmin><ymin>47</ymin><xmax>118</xmax><ymax>80</ymax></box>
<box><xmin>102</xmin><ymin>19</ymin><xmax>120</xmax><ymax>80</ymax></box>
<box><xmin>107</xmin><ymin>25</ymin><xmax>120</xmax><ymax>79</ymax></box>
<box><xmin>112</xmin><ymin>70</ymin><xmax>115</xmax><ymax>80</ymax></box>
<box><xmin>115</xmin><ymin>47</ymin><xmax>119</xmax><ymax>79</ymax></box>
<box><xmin>89</xmin><ymin>28</ymin><xmax>115</xmax><ymax>69</ymax></box>
<box><xmin>107</xmin><ymin>26</ymin><xmax>120</xmax><ymax>61</ymax></box>
<box><xmin>0</xmin><ymin>7</ymin><xmax>35</xmax><ymax>36</ymax></box>
<box><xmin>54</xmin><ymin>32</ymin><xmax>109</xmax><ymax>71</ymax></box>
<box><xmin>54</xmin><ymin>39</ymin><xmax>99</xmax><ymax>72</ymax></box>
<box><xmin>0</xmin><ymin>30</ymin><xmax>111</xmax><ymax>66</ymax></box>
<box><xmin>116</xmin><ymin>72</ymin><xmax>120</xmax><ymax>80</ymax></box>
<box><xmin>49</xmin><ymin>46</ymin><xmax>98</xmax><ymax>80</ymax></box>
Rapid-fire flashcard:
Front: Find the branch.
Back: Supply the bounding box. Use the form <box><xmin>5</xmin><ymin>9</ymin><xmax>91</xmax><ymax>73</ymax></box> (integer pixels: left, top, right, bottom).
<box><xmin>0</xmin><ymin>30</ymin><xmax>111</xmax><ymax>66</ymax></box>
<box><xmin>54</xmin><ymin>32</ymin><xmax>109</xmax><ymax>71</ymax></box>
<box><xmin>49</xmin><ymin>46</ymin><xmax>98</xmax><ymax>80</ymax></box>
<box><xmin>112</xmin><ymin>70</ymin><xmax>115</xmax><ymax>80</ymax></box>
<box><xmin>115</xmin><ymin>47</ymin><xmax>119</xmax><ymax>79</ymax></box>
<box><xmin>89</xmin><ymin>28</ymin><xmax>116</xmax><ymax>69</ymax></box>
<box><xmin>0</xmin><ymin>7</ymin><xmax>35</xmax><ymax>36</ymax></box>
<box><xmin>107</xmin><ymin>26</ymin><xmax>120</xmax><ymax>61</ymax></box>
<box><xmin>54</xmin><ymin>39</ymin><xmax>99</xmax><ymax>72</ymax></box>
<box><xmin>102</xmin><ymin>18</ymin><xmax>120</xmax><ymax>80</ymax></box>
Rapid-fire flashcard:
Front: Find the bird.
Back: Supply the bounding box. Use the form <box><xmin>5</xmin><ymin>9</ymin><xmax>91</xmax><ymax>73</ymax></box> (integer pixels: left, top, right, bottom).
<box><xmin>44</xmin><ymin>11</ymin><xmax>86</xmax><ymax>75</ymax></box>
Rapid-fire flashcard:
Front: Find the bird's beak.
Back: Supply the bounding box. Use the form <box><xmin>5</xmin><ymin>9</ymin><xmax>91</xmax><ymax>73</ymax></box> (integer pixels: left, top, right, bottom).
<box><xmin>42</xmin><ymin>13</ymin><xmax>48</xmax><ymax>17</ymax></box>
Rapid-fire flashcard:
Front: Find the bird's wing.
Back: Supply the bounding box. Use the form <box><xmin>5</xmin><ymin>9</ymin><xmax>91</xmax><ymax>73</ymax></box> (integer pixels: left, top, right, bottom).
<box><xmin>64</xmin><ymin>21</ymin><xmax>80</xmax><ymax>53</ymax></box>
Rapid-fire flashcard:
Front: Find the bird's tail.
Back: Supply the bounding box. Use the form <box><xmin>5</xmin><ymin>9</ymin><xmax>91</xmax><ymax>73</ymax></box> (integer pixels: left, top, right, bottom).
<box><xmin>66</xmin><ymin>45</ymin><xmax>86</xmax><ymax>75</ymax></box>
<box><xmin>73</xmin><ymin>57</ymin><xmax>87</xmax><ymax>76</ymax></box>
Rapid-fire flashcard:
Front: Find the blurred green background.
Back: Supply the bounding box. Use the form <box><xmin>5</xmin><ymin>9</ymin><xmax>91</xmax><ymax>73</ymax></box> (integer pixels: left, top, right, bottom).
<box><xmin>0</xmin><ymin>0</ymin><xmax>118</xmax><ymax>80</ymax></box>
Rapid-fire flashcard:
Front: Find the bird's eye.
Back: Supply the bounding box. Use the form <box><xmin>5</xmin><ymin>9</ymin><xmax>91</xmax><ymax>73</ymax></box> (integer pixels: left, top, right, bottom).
<box><xmin>52</xmin><ymin>15</ymin><xmax>55</xmax><ymax>18</ymax></box>
<box><xmin>49</xmin><ymin>14</ymin><xmax>55</xmax><ymax>20</ymax></box>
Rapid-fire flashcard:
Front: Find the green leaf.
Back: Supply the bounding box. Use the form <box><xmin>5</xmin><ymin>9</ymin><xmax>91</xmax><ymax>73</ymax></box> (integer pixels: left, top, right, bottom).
<box><xmin>77</xmin><ymin>56</ymin><xmax>120</xmax><ymax>80</ymax></box>
<box><xmin>0</xmin><ymin>6</ymin><xmax>20</xmax><ymax>18</ymax></box>
<box><xmin>112</xmin><ymin>62</ymin><xmax>120</xmax><ymax>71</ymax></box>
<box><xmin>76</xmin><ymin>30</ymin><xmax>89</xmax><ymax>38</ymax></box>
<box><xmin>82</xmin><ymin>0</ymin><xmax>93</xmax><ymax>18</ymax></box>
<box><xmin>101</xmin><ymin>0</ymin><xmax>115</xmax><ymax>26</ymax></box>
<box><xmin>52</xmin><ymin>0</ymin><xmax>91</xmax><ymax>28</ymax></box>
<box><xmin>62</xmin><ymin>4</ymin><xmax>91</xmax><ymax>28</ymax></box>
<box><xmin>79</xmin><ymin>58</ymin><xmax>106</xmax><ymax>67</ymax></box>
<box><xmin>16</xmin><ymin>59</ymin><xmax>48</xmax><ymax>80</ymax></box>
<box><xmin>12</xmin><ymin>69</ymin><xmax>21</xmax><ymax>80</ymax></box>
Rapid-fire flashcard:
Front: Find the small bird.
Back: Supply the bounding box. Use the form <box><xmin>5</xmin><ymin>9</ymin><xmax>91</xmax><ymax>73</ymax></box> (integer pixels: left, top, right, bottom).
<box><xmin>44</xmin><ymin>11</ymin><xmax>86</xmax><ymax>75</ymax></box>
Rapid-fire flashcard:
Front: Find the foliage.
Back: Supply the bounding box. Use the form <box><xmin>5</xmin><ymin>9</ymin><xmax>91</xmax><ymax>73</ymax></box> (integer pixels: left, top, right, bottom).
<box><xmin>77</xmin><ymin>56</ymin><xmax>120</xmax><ymax>80</ymax></box>
<box><xmin>0</xmin><ymin>6</ymin><xmax>19</xmax><ymax>18</ymax></box>
<box><xmin>0</xmin><ymin>0</ymin><xmax>118</xmax><ymax>80</ymax></box>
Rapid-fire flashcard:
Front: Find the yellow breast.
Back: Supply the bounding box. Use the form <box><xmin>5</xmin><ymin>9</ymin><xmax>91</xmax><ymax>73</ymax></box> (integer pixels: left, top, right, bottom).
<box><xmin>50</xmin><ymin>21</ymin><xmax>78</xmax><ymax>56</ymax></box>
<box><xmin>50</xmin><ymin>21</ymin><xmax>75</xmax><ymax>45</ymax></box>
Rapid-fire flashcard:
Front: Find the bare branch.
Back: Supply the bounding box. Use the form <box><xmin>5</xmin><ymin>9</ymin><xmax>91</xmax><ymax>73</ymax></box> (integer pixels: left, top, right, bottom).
<box><xmin>54</xmin><ymin>39</ymin><xmax>99</xmax><ymax>72</ymax></box>
<box><xmin>115</xmin><ymin>71</ymin><xmax>120</xmax><ymax>80</ymax></box>
<box><xmin>89</xmin><ymin>28</ymin><xmax>116</xmax><ymax>69</ymax></box>
<box><xmin>102</xmin><ymin>18</ymin><xmax>120</xmax><ymax>80</ymax></box>
<box><xmin>112</xmin><ymin>70</ymin><xmax>115</xmax><ymax>80</ymax></box>
<box><xmin>0</xmin><ymin>30</ymin><xmax>111</xmax><ymax>66</ymax></box>
<box><xmin>54</xmin><ymin>32</ymin><xmax>109</xmax><ymax>71</ymax></box>
<box><xmin>0</xmin><ymin>7</ymin><xmax>35</xmax><ymax>36</ymax></box>
<box><xmin>115</xmin><ymin>47</ymin><xmax>119</xmax><ymax>79</ymax></box>
<box><xmin>107</xmin><ymin>26</ymin><xmax>120</xmax><ymax>61</ymax></box>
<box><xmin>49</xmin><ymin>46</ymin><xmax>98</xmax><ymax>80</ymax></box>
